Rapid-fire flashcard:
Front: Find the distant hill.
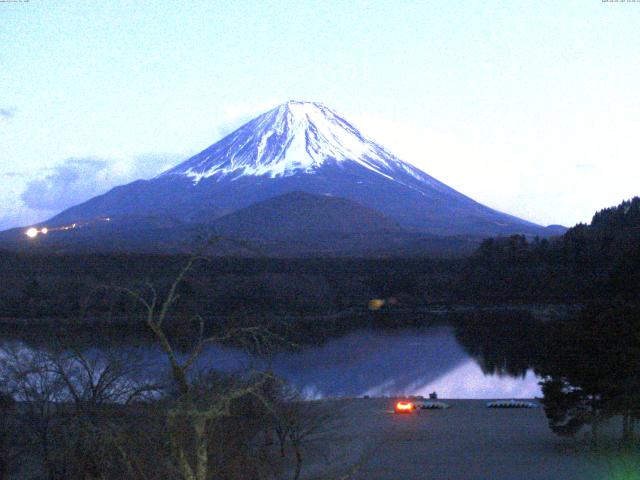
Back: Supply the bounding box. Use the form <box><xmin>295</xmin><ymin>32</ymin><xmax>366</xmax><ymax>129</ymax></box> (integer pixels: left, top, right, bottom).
<box><xmin>205</xmin><ymin>191</ymin><xmax>483</xmax><ymax>256</ymax></box>
<box><xmin>210</xmin><ymin>191</ymin><xmax>402</xmax><ymax>240</ymax></box>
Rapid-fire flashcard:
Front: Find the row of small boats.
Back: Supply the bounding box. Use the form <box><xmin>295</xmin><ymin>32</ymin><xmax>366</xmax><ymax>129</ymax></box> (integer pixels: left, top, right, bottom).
<box><xmin>394</xmin><ymin>399</ymin><xmax>537</xmax><ymax>413</ymax></box>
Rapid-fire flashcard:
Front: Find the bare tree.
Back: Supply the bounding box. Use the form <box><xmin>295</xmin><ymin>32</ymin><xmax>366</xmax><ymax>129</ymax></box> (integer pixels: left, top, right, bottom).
<box><xmin>1</xmin><ymin>346</ymin><xmax>68</xmax><ymax>479</ymax></box>
<box><xmin>0</xmin><ymin>388</ymin><xmax>24</xmax><ymax>480</ymax></box>
<box><xmin>268</xmin><ymin>386</ymin><xmax>342</xmax><ymax>480</ymax></box>
<box><xmin>0</xmin><ymin>341</ymin><xmax>164</xmax><ymax>479</ymax></box>
<box><xmin>51</xmin><ymin>346</ymin><xmax>163</xmax><ymax>479</ymax></box>
<box><xmin>112</xmin><ymin>255</ymin><xmax>281</xmax><ymax>480</ymax></box>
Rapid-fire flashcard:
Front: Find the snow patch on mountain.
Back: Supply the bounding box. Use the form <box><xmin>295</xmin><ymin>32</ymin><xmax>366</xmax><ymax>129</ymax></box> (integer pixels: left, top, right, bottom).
<box><xmin>161</xmin><ymin>101</ymin><xmax>428</xmax><ymax>186</ymax></box>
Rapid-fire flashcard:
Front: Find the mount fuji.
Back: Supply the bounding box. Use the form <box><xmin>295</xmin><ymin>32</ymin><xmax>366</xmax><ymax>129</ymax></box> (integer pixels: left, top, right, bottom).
<box><xmin>1</xmin><ymin>101</ymin><xmax>564</xmax><ymax>254</ymax></box>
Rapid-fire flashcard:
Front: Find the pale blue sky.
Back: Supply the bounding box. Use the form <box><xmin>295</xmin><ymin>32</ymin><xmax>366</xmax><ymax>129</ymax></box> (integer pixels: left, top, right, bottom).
<box><xmin>1</xmin><ymin>0</ymin><xmax>639</xmax><ymax>229</ymax></box>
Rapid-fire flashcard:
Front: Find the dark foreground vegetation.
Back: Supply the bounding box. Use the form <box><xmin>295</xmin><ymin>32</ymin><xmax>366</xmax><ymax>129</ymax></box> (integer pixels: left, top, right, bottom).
<box><xmin>0</xmin><ymin>346</ymin><xmax>339</xmax><ymax>480</ymax></box>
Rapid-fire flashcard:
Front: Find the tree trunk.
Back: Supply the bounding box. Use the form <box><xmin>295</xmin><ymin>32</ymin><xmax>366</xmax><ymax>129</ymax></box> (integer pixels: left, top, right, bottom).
<box><xmin>620</xmin><ymin>412</ymin><xmax>633</xmax><ymax>447</ymax></box>
<box><xmin>0</xmin><ymin>456</ymin><xmax>7</xmax><ymax>480</ymax></box>
<box><xmin>293</xmin><ymin>445</ymin><xmax>302</xmax><ymax>480</ymax></box>
<box><xmin>168</xmin><ymin>415</ymin><xmax>196</xmax><ymax>480</ymax></box>
<box><xmin>41</xmin><ymin>427</ymin><xmax>56</xmax><ymax>480</ymax></box>
<box><xmin>194</xmin><ymin>418</ymin><xmax>208</xmax><ymax>480</ymax></box>
<box><xmin>263</xmin><ymin>429</ymin><xmax>273</xmax><ymax>447</ymax></box>
<box><xmin>276</xmin><ymin>428</ymin><xmax>287</xmax><ymax>457</ymax></box>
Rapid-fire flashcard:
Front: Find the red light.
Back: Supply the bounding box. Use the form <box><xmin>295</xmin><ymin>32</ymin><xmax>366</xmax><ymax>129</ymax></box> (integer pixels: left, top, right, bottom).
<box><xmin>395</xmin><ymin>401</ymin><xmax>415</xmax><ymax>413</ymax></box>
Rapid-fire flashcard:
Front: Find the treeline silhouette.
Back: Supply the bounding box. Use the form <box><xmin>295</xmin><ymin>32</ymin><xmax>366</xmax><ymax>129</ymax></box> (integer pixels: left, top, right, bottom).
<box><xmin>463</xmin><ymin>197</ymin><xmax>640</xmax><ymax>302</ymax></box>
<box><xmin>1</xmin><ymin>197</ymin><xmax>638</xmax><ymax>323</ymax></box>
<box><xmin>0</xmin><ymin>254</ymin><xmax>465</xmax><ymax>320</ymax></box>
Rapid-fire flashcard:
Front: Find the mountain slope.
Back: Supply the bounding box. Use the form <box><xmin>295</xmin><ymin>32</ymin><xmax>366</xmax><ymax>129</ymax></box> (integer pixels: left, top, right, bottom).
<box><xmin>0</xmin><ymin>214</ymin><xmax>199</xmax><ymax>253</ymax></box>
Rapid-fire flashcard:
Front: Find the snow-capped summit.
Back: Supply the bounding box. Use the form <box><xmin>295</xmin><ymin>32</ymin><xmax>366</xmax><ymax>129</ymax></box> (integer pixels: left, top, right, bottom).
<box><xmin>34</xmin><ymin>101</ymin><xmax>555</xmax><ymax>240</ymax></box>
<box><xmin>161</xmin><ymin>100</ymin><xmax>435</xmax><ymax>190</ymax></box>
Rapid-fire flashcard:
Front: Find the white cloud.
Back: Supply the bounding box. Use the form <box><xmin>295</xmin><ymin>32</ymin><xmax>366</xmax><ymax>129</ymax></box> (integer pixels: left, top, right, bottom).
<box><xmin>0</xmin><ymin>107</ymin><xmax>16</xmax><ymax>122</ymax></box>
<box><xmin>0</xmin><ymin>153</ymin><xmax>183</xmax><ymax>230</ymax></box>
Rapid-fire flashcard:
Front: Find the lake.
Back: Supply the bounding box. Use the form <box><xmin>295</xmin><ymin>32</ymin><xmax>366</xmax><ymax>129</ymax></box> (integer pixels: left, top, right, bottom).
<box><xmin>198</xmin><ymin>326</ymin><xmax>542</xmax><ymax>399</ymax></box>
<box><xmin>2</xmin><ymin>324</ymin><xmax>540</xmax><ymax>399</ymax></box>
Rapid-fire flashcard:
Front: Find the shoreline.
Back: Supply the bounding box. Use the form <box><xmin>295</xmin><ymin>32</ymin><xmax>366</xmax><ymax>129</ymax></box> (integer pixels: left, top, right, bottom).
<box><xmin>0</xmin><ymin>302</ymin><xmax>580</xmax><ymax>327</ymax></box>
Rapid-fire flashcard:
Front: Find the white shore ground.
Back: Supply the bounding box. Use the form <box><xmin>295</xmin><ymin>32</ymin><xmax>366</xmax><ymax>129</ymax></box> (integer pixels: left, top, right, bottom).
<box><xmin>291</xmin><ymin>398</ymin><xmax>624</xmax><ymax>480</ymax></box>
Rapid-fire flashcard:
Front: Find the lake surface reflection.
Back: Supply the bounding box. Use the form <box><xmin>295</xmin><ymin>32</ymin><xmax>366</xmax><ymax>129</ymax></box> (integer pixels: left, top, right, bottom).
<box><xmin>3</xmin><ymin>326</ymin><xmax>542</xmax><ymax>399</ymax></box>
<box><xmin>180</xmin><ymin>326</ymin><xmax>541</xmax><ymax>399</ymax></box>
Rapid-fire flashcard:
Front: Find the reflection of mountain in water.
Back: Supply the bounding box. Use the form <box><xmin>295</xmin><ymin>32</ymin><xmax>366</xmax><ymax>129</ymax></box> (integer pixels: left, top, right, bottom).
<box><xmin>194</xmin><ymin>326</ymin><xmax>541</xmax><ymax>398</ymax></box>
<box><xmin>2</xmin><ymin>325</ymin><xmax>543</xmax><ymax>399</ymax></box>
<box><xmin>263</xmin><ymin>327</ymin><xmax>468</xmax><ymax>398</ymax></box>
<box><xmin>417</xmin><ymin>361</ymin><xmax>541</xmax><ymax>399</ymax></box>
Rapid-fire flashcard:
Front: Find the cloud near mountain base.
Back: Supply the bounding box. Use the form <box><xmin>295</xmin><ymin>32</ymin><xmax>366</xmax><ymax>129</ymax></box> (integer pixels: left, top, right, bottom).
<box><xmin>0</xmin><ymin>107</ymin><xmax>17</xmax><ymax>122</ymax></box>
<box><xmin>0</xmin><ymin>153</ymin><xmax>183</xmax><ymax>230</ymax></box>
